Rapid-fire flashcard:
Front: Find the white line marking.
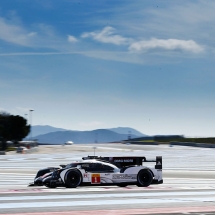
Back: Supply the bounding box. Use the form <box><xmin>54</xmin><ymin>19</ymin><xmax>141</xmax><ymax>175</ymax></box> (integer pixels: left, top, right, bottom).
<box><xmin>0</xmin><ymin>173</ymin><xmax>34</xmax><ymax>175</ymax></box>
<box><xmin>0</xmin><ymin>197</ymin><xmax>215</xmax><ymax>209</ymax></box>
<box><xmin>1</xmin><ymin>191</ymin><xmax>215</xmax><ymax>201</ymax></box>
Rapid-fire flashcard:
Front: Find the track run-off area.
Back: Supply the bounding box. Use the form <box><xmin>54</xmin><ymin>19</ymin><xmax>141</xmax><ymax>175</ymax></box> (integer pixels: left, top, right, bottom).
<box><xmin>0</xmin><ymin>143</ymin><xmax>215</xmax><ymax>214</ymax></box>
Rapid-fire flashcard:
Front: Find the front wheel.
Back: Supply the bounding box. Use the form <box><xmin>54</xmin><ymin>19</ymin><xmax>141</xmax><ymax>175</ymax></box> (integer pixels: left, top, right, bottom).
<box><xmin>65</xmin><ymin>169</ymin><xmax>82</xmax><ymax>188</ymax></box>
<box><xmin>43</xmin><ymin>176</ymin><xmax>56</xmax><ymax>188</ymax></box>
<box><xmin>44</xmin><ymin>183</ymin><xmax>56</xmax><ymax>188</ymax></box>
<box><xmin>137</xmin><ymin>169</ymin><xmax>153</xmax><ymax>187</ymax></box>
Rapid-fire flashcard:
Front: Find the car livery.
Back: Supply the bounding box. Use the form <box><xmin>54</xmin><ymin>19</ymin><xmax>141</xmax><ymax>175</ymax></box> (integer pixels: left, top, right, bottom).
<box><xmin>29</xmin><ymin>155</ymin><xmax>163</xmax><ymax>188</ymax></box>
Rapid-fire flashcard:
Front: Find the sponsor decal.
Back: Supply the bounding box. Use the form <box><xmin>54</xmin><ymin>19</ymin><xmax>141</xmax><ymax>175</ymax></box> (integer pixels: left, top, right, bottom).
<box><xmin>114</xmin><ymin>159</ymin><xmax>134</xmax><ymax>162</ymax></box>
<box><xmin>91</xmin><ymin>173</ymin><xmax>101</xmax><ymax>184</ymax></box>
<box><xmin>112</xmin><ymin>174</ymin><xmax>136</xmax><ymax>180</ymax></box>
<box><xmin>83</xmin><ymin>174</ymin><xmax>88</xmax><ymax>178</ymax></box>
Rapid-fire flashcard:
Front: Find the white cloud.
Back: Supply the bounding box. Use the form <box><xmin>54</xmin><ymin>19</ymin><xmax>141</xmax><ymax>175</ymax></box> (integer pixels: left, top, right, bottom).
<box><xmin>68</xmin><ymin>35</ymin><xmax>78</xmax><ymax>43</ymax></box>
<box><xmin>0</xmin><ymin>51</ymin><xmax>86</xmax><ymax>57</ymax></box>
<box><xmin>33</xmin><ymin>23</ymin><xmax>55</xmax><ymax>37</ymax></box>
<box><xmin>129</xmin><ymin>38</ymin><xmax>204</xmax><ymax>53</ymax></box>
<box><xmin>0</xmin><ymin>16</ymin><xmax>35</xmax><ymax>46</ymax></box>
<box><xmin>28</xmin><ymin>32</ymin><xmax>37</xmax><ymax>37</ymax></box>
<box><xmin>0</xmin><ymin>16</ymin><xmax>67</xmax><ymax>50</ymax></box>
<box><xmin>81</xmin><ymin>26</ymin><xmax>131</xmax><ymax>45</ymax></box>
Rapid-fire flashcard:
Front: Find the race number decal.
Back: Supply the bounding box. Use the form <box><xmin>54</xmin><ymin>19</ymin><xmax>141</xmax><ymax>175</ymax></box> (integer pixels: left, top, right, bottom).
<box><xmin>91</xmin><ymin>174</ymin><xmax>101</xmax><ymax>184</ymax></box>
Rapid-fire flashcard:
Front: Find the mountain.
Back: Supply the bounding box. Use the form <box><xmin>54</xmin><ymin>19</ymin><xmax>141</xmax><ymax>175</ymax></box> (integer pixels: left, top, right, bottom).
<box><xmin>108</xmin><ymin>127</ymin><xmax>146</xmax><ymax>136</ymax></box>
<box><xmin>30</xmin><ymin>125</ymin><xmax>68</xmax><ymax>137</ymax></box>
<box><xmin>34</xmin><ymin>129</ymin><xmax>139</xmax><ymax>144</ymax></box>
<box><xmin>30</xmin><ymin>125</ymin><xmax>145</xmax><ymax>138</ymax></box>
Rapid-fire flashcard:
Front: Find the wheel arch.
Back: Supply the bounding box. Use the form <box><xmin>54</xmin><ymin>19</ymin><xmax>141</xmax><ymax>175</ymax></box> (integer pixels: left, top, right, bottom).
<box><xmin>137</xmin><ymin>167</ymin><xmax>155</xmax><ymax>177</ymax></box>
<box><xmin>123</xmin><ymin>166</ymin><xmax>155</xmax><ymax>178</ymax></box>
<box><xmin>64</xmin><ymin>168</ymin><xmax>83</xmax><ymax>188</ymax></box>
<box><xmin>60</xmin><ymin>167</ymin><xmax>82</xmax><ymax>183</ymax></box>
<box><xmin>146</xmin><ymin>168</ymin><xmax>154</xmax><ymax>178</ymax></box>
<box><xmin>64</xmin><ymin>168</ymin><xmax>83</xmax><ymax>180</ymax></box>
<box><xmin>137</xmin><ymin>168</ymin><xmax>154</xmax><ymax>187</ymax></box>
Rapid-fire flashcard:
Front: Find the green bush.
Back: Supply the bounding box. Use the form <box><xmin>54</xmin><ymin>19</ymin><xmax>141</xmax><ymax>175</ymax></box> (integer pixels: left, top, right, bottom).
<box><xmin>6</xmin><ymin>147</ymin><xmax>16</xmax><ymax>152</ymax></box>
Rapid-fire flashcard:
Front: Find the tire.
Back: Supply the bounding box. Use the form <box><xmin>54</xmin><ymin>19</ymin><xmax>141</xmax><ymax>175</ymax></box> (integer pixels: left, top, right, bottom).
<box><xmin>45</xmin><ymin>183</ymin><xmax>56</xmax><ymax>188</ymax></box>
<box><xmin>65</xmin><ymin>169</ymin><xmax>82</xmax><ymax>188</ymax></box>
<box><xmin>43</xmin><ymin>176</ymin><xmax>57</xmax><ymax>188</ymax></box>
<box><xmin>117</xmin><ymin>184</ymin><xmax>127</xmax><ymax>187</ymax></box>
<box><xmin>137</xmin><ymin>169</ymin><xmax>153</xmax><ymax>187</ymax></box>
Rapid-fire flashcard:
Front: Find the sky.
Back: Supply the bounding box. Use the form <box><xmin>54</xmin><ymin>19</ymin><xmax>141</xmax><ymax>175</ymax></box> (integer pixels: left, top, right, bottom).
<box><xmin>0</xmin><ymin>0</ymin><xmax>215</xmax><ymax>137</ymax></box>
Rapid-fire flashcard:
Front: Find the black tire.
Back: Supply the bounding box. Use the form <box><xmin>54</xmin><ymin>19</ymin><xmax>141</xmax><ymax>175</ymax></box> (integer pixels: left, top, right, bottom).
<box><xmin>117</xmin><ymin>184</ymin><xmax>127</xmax><ymax>187</ymax></box>
<box><xmin>43</xmin><ymin>176</ymin><xmax>57</xmax><ymax>188</ymax></box>
<box><xmin>137</xmin><ymin>169</ymin><xmax>153</xmax><ymax>187</ymax></box>
<box><xmin>65</xmin><ymin>169</ymin><xmax>82</xmax><ymax>188</ymax></box>
<box><xmin>45</xmin><ymin>184</ymin><xmax>56</xmax><ymax>189</ymax></box>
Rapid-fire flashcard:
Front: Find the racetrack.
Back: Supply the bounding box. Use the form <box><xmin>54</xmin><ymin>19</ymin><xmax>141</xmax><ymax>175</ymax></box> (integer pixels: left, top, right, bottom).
<box><xmin>0</xmin><ymin>143</ymin><xmax>215</xmax><ymax>215</ymax></box>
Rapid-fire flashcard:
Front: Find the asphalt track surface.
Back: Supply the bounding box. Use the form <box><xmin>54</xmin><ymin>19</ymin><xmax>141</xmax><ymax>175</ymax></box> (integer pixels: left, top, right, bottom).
<box><xmin>0</xmin><ymin>143</ymin><xmax>215</xmax><ymax>215</ymax></box>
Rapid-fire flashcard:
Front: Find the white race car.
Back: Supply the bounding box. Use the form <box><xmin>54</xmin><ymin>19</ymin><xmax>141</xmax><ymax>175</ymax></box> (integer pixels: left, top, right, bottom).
<box><xmin>29</xmin><ymin>156</ymin><xmax>163</xmax><ymax>188</ymax></box>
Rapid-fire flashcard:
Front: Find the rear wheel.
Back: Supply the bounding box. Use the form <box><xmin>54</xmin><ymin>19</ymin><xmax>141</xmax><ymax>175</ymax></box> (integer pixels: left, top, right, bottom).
<box><xmin>65</xmin><ymin>169</ymin><xmax>82</xmax><ymax>188</ymax></box>
<box><xmin>137</xmin><ymin>169</ymin><xmax>153</xmax><ymax>187</ymax></box>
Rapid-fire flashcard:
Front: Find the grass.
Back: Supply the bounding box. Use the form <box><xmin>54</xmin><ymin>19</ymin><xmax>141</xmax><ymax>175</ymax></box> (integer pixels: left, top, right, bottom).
<box><xmin>6</xmin><ymin>147</ymin><xmax>17</xmax><ymax>152</ymax></box>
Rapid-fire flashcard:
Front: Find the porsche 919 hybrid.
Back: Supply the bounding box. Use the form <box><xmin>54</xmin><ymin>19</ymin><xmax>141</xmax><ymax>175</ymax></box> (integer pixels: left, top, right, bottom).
<box><xmin>29</xmin><ymin>156</ymin><xmax>163</xmax><ymax>188</ymax></box>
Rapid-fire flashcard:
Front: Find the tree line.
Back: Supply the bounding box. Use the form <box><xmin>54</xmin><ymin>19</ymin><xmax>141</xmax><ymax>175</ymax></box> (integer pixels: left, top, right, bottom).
<box><xmin>0</xmin><ymin>112</ymin><xmax>30</xmax><ymax>151</ymax></box>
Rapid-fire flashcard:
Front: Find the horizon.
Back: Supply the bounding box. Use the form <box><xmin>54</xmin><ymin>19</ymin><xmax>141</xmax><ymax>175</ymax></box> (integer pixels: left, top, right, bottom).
<box><xmin>0</xmin><ymin>1</ymin><xmax>214</xmax><ymax>137</ymax></box>
<box><xmin>31</xmin><ymin>124</ymin><xmax>214</xmax><ymax>138</ymax></box>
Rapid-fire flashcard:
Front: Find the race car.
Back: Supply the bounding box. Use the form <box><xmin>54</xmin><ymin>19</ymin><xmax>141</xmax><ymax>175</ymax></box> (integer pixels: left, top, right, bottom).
<box><xmin>29</xmin><ymin>155</ymin><xmax>163</xmax><ymax>188</ymax></box>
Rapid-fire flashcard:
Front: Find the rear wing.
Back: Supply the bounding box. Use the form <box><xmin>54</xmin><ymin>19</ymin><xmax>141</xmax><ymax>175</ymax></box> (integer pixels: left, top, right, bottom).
<box><xmin>82</xmin><ymin>156</ymin><xmax>162</xmax><ymax>170</ymax></box>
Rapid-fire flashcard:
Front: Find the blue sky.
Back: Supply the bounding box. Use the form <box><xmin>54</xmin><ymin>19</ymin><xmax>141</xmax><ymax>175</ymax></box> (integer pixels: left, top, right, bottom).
<box><xmin>0</xmin><ymin>0</ymin><xmax>215</xmax><ymax>136</ymax></box>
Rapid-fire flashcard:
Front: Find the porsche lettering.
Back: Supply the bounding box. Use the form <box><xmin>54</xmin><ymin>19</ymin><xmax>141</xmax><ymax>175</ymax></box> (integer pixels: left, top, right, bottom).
<box><xmin>114</xmin><ymin>159</ymin><xmax>134</xmax><ymax>162</ymax></box>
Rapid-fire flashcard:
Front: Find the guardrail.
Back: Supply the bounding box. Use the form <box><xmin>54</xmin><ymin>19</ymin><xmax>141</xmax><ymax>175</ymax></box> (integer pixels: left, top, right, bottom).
<box><xmin>170</xmin><ymin>142</ymin><xmax>215</xmax><ymax>148</ymax></box>
<box><xmin>122</xmin><ymin>141</ymin><xmax>159</xmax><ymax>145</ymax></box>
